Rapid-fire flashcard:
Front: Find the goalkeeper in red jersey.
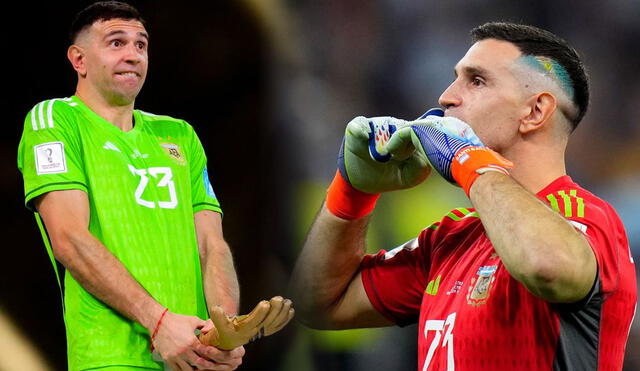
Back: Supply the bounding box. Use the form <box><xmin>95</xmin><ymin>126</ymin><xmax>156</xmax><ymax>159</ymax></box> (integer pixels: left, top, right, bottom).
<box><xmin>292</xmin><ymin>22</ymin><xmax>637</xmax><ymax>371</ymax></box>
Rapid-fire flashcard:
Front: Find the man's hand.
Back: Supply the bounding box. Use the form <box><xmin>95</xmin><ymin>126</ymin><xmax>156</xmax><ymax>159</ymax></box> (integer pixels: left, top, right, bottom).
<box><xmin>326</xmin><ymin>110</ymin><xmax>446</xmax><ymax>220</ymax></box>
<box><xmin>151</xmin><ymin>311</ymin><xmax>220</xmax><ymax>371</ymax></box>
<box><xmin>193</xmin><ymin>343</ymin><xmax>245</xmax><ymax>371</ymax></box>
<box><xmin>338</xmin><ymin>115</ymin><xmax>432</xmax><ymax>194</ymax></box>
<box><xmin>199</xmin><ymin>297</ymin><xmax>294</xmax><ymax>350</ymax></box>
<box><xmin>385</xmin><ymin>109</ymin><xmax>483</xmax><ymax>182</ymax></box>
<box><xmin>385</xmin><ymin>110</ymin><xmax>512</xmax><ymax>195</ymax></box>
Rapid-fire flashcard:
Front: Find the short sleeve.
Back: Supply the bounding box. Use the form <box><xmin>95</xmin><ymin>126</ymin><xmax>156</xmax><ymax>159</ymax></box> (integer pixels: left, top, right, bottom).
<box><xmin>359</xmin><ymin>207</ymin><xmax>478</xmax><ymax>326</ymax></box>
<box><xmin>544</xmin><ymin>188</ymin><xmax>627</xmax><ymax>296</ymax></box>
<box><xmin>187</xmin><ymin>126</ymin><xmax>222</xmax><ymax>214</ymax></box>
<box><xmin>360</xmin><ymin>231</ymin><xmax>433</xmax><ymax>326</ymax></box>
<box><xmin>17</xmin><ymin>99</ymin><xmax>88</xmax><ymax>211</ymax></box>
<box><xmin>567</xmin><ymin>201</ymin><xmax>621</xmax><ymax>296</ymax></box>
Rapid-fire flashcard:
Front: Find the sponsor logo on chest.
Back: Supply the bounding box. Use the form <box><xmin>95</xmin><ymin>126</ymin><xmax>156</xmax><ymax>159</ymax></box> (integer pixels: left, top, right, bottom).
<box><xmin>446</xmin><ymin>280</ymin><xmax>464</xmax><ymax>295</ymax></box>
<box><xmin>425</xmin><ymin>275</ymin><xmax>441</xmax><ymax>295</ymax></box>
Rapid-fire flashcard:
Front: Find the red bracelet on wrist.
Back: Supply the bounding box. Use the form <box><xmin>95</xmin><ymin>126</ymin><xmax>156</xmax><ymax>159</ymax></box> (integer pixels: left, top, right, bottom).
<box><xmin>149</xmin><ymin>307</ymin><xmax>169</xmax><ymax>353</ymax></box>
<box><xmin>326</xmin><ymin>170</ymin><xmax>380</xmax><ymax>220</ymax></box>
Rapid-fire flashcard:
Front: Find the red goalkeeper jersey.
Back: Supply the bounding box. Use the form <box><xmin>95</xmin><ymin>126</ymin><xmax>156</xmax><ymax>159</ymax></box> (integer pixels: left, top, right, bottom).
<box><xmin>361</xmin><ymin>176</ymin><xmax>636</xmax><ymax>371</ymax></box>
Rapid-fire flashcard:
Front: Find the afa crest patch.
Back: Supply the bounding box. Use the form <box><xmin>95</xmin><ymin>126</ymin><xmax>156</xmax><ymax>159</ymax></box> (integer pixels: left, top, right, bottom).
<box><xmin>466</xmin><ymin>265</ymin><xmax>497</xmax><ymax>306</ymax></box>
<box><xmin>160</xmin><ymin>143</ymin><xmax>186</xmax><ymax>165</ymax></box>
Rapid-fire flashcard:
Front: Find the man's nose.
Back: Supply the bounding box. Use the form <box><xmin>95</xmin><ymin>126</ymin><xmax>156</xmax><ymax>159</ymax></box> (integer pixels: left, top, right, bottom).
<box><xmin>124</xmin><ymin>44</ymin><xmax>143</xmax><ymax>64</ymax></box>
<box><xmin>438</xmin><ymin>81</ymin><xmax>462</xmax><ymax>109</ymax></box>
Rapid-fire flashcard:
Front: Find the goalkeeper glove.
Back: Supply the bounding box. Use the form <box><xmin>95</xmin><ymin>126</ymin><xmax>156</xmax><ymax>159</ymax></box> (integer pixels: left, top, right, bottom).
<box><xmin>326</xmin><ymin>111</ymin><xmax>444</xmax><ymax>220</ymax></box>
<box><xmin>199</xmin><ymin>296</ymin><xmax>294</xmax><ymax>350</ymax></box>
<box><xmin>386</xmin><ymin>109</ymin><xmax>514</xmax><ymax>195</ymax></box>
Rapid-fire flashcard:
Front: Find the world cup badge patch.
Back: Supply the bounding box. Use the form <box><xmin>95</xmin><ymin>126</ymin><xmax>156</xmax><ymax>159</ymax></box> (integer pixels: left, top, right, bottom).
<box><xmin>161</xmin><ymin>143</ymin><xmax>186</xmax><ymax>165</ymax></box>
<box><xmin>466</xmin><ymin>265</ymin><xmax>497</xmax><ymax>306</ymax></box>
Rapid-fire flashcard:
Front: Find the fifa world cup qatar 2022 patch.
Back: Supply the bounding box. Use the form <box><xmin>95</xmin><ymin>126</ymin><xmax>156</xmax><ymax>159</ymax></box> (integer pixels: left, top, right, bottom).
<box><xmin>34</xmin><ymin>142</ymin><xmax>67</xmax><ymax>175</ymax></box>
<box><xmin>467</xmin><ymin>265</ymin><xmax>497</xmax><ymax>306</ymax></box>
<box><xmin>160</xmin><ymin>143</ymin><xmax>186</xmax><ymax>165</ymax></box>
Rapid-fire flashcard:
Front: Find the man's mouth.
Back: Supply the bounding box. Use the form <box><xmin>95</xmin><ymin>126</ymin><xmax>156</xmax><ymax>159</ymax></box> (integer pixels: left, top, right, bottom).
<box><xmin>115</xmin><ymin>72</ymin><xmax>140</xmax><ymax>77</ymax></box>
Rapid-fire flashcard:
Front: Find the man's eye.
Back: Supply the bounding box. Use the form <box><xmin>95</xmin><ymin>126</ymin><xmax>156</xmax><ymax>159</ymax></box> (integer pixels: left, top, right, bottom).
<box><xmin>111</xmin><ymin>40</ymin><xmax>122</xmax><ymax>47</ymax></box>
<box><xmin>136</xmin><ymin>41</ymin><xmax>146</xmax><ymax>49</ymax></box>
<box><xmin>471</xmin><ymin>77</ymin><xmax>485</xmax><ymax>86</ymax></box>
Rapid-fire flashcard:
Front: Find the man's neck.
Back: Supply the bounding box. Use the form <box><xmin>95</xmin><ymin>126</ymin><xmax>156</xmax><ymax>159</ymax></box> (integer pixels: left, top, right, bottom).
<box><xmin>76</xmin><ymin>83</ymin><xmax>135</xmax><ymax>132</ymax></box>
<box><xmin>503</xmin><ymin>141</ymin><xmax>567</xmax><ymax>194</ymax></box>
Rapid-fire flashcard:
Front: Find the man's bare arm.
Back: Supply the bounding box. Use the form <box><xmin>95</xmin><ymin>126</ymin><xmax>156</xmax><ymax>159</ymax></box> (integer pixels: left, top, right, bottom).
<box><xmin>194</xmin><ymin>210</ymin><xmax>240</xmax><ymax>316</ymax></box>
<box><xmin>291</xmin><ymin>204</ymin><xmax>393</xmax><ymax>329</ymax></box>
<box><xmin>470</xmin><ymin>172</ymin><xmax>597</xmax><ymax>303</ymax></box>
<box><xmin>37</xmin><ymin>190</ymin><xmax>218</xmax><ymax>370</ymax></box>
<box><xmin>36</xmin><ymin>190</ymin><xmax>165</xmax><ymax>330</ymax></box>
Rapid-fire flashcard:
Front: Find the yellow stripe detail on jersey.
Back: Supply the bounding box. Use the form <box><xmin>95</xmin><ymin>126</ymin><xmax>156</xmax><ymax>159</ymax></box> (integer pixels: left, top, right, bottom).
<box><xmin>569</xmin><ymin>189</ymin><xmax>585</xmax><ymax>218</ymax></box>
<box><xmin>547</xmin><ymin>190</ymin><xmax>585</xmax><ymax>218</ymax></box>
<box><xmin>546</xmin><ymin>194</ymin><xmax>560</xmax><ymax>213</ymax></box>
<box><xmin>446</xmin><ymin>208</ymin><xmax>479</xmax><ymax>222</ymax></box>
<box><xmin>558</xmin><ymin>190</ymin><xmax>572</xmax><ymax>217</ymax></box>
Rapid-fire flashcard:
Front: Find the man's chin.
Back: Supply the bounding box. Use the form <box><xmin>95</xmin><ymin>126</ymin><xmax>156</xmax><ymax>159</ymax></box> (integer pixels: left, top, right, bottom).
<box><xmin>109</xmin><ymin>88</ymin><xmax>142</xmax><ymax>106</ymax></box>
<box><xmin>109</xmin><ymin>94</ymin><xmax>138</xmax><ymax>106</ymax></box>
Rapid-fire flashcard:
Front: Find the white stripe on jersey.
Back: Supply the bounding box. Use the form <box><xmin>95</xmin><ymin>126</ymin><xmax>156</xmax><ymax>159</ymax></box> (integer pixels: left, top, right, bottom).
<box><xmin>46</xmin><ymin>100</ymin><xmax>55</xmax><ymax>128</ymax></box>
<box><xmin>30</xmin><ymin>105</ymin><xmax>38</xmax><ymax>130</ymax></box>
<box><xmin>568</xmin><ymin>220</ymin><xmax>588</xmax><ymax>234</ymax></box>
<box><xmin>38</xmin><ymin>102</ymin><xmax>46</xmax><ymax>129</ymax></box>
<box><xmin>30</xmin><ymin>98</ymin><xmax>72</xmax><ymax>131</ymax></box>
<box><xmin>383</xmin><ymin>238</ymin><xmax>419</xmax><ymax>260</ymax></box>
<box><xmin>61</xmin><ymin>97</ymin><xmax>77</xmax><ymax>106</ymax></box>
<box><xmin>138</xmin><ymin>110</ymin><xmax>158</xmax><ymax>117</ymax></box>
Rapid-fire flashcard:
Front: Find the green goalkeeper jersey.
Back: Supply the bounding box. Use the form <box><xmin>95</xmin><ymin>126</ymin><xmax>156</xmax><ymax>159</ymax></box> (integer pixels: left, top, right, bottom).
<box><xmin>17</xmin><ymin>96</ymin><xmax>222</xmax><ymax>370</ymax></box>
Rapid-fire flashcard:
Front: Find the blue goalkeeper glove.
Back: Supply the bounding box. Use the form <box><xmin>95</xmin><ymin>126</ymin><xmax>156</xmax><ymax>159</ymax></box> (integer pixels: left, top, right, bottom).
<box><xmin>383</xmin><ymin>109</ymin><xmax>513</xmax><ymax>195</ymax></box>
<box><xmin>384</xmin><ymin>108</ymin><xmax>483</xmax><ymax>183</ymax></box>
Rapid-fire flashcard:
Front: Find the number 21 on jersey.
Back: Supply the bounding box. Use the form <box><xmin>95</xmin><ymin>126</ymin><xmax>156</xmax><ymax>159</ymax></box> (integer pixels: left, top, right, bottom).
<box><xmin>424</xmin><ymin>312</ymin><xmax>456</xmax><ymax>371</ymax></box>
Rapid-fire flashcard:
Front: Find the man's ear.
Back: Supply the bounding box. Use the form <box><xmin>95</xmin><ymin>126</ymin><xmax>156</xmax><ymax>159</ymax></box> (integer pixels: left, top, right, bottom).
<box><xmin>67</xmin><ymin>45</ymin><xmax>87</xmax><ymax>77</ymax></box>
<box><xmin>519</xmin><ymin>92</ymin><xmax>557</xmax><ymax>134</ymax></box>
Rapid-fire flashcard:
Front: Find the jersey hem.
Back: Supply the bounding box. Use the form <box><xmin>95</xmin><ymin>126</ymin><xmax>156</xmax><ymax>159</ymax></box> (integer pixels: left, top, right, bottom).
<box><xmin>193</xmin><ymin>202</ymin><xmax>222</xmax><ymax>215</ymax></box>
<box><xmin>25</xmin><ymin>181</ymin><xmax>88</xmax><ymax>211</ymax></box>
<box><xmin>360</xmin><ymin>257</ymin><xmax>415</xmax><ymax>327</ymax></box>
<box><xmin>73</xmin><ymin>358</ymin><xmax>162</xmax><ymax>371</ymax></box>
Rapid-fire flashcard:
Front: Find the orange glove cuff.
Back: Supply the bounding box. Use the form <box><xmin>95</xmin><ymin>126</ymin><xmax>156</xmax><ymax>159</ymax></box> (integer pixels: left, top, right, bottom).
<box><xmin>326</xmin><ymin>170</ymin><xmax>380</xmax><ymax>220</ymax></box>
<box><xmin>451</xmin><ymin>146</ymin><xmax>514</xmax><ymax>196</ymax></box>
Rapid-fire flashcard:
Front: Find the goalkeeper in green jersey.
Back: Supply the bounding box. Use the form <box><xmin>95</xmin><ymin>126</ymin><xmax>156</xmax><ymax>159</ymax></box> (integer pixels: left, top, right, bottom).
<box><xmin>17</xmin><ymin>2</ymin><xmax>293</xmax><ymax>370</ymax></box>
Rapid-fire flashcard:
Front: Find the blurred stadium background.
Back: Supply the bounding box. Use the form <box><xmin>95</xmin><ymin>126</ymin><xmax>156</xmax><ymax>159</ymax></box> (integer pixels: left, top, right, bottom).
<box><xmin>2</xmin><ymin>0</ymin><xmax>638</xmax><ymax>370</ymax></box>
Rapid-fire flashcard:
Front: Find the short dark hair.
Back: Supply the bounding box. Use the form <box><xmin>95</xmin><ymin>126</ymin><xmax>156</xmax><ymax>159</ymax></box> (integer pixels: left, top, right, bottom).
<box><xmin>70</xmin><ymin>1</ymin><xmax>145</xmax><ymax>43</ymax></box>
<box><xmin>471</xmin><ymin>22</ymin><xmax>589</xmax><ymax>131</ymax></box>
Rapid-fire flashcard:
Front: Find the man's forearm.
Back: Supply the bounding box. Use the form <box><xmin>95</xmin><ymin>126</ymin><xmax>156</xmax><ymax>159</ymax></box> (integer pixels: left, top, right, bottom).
<box><xmin>469</xmin><ymin>172</ymin><xmax>596</xmax><ymax>302</ymax></box>
<box><xmin>291</xmin><ymin>204</ymin><xmax>369</xmax><ymax>325</ymax></box>
<box><xmin>55</xmin><ymin>230</ymin><xmax>164</xmax><ymax>331</ymax></box>
<box><xmin>201</xmin><ymin>240</ymin><xmax>240</xmax><ymax>315</ymax></box>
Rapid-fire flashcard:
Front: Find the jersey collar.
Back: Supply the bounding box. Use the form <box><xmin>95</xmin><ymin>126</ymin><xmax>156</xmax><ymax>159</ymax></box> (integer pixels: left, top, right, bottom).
<box><xmin>71</xmin><ymin>95</ymin><xmax>144</xmax><ymax>137</ymax></box>
<box><xmin>536</xmin><ymin>175</ymin><xmax>574</xmax><ymax>197</ymax></box>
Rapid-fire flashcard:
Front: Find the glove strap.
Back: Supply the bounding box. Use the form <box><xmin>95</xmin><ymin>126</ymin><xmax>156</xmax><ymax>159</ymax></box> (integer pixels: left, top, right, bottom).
<box><xmin>326</xmin><ymin>170</ymin><xmax>380</xmax><ymax>220</ymax></box>
<box><xmin>451</xmin><ymin>146</ymin><xmax>514</xmax><ymax>196</ymax></box>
